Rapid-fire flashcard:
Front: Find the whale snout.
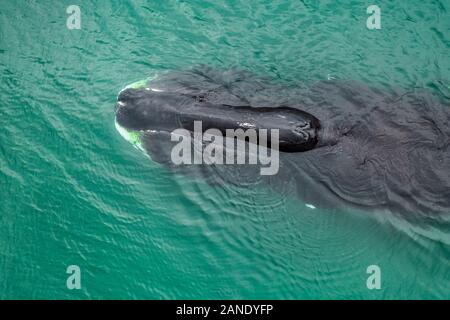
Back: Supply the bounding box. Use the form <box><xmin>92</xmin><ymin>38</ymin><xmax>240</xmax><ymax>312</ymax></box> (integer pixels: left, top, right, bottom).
<box><xmin>117</xmin><ymin>87</ymin><xmax>135</xmax><ymax>105</ymax></box>
<box><xmin>115</xmin><ymin>88</ymin><xmax>156</xmax><ymax>131</ymax></box>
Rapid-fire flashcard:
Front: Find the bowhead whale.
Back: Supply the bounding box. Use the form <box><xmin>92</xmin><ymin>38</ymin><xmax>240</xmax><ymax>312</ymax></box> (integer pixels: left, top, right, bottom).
<box><xmin>115</xmin><ymin>66</ymin><xmax>450</xmax><ymax>217</ymax></box>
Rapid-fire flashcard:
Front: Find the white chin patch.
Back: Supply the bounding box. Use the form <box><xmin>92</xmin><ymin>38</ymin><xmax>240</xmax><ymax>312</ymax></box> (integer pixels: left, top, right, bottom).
<box><xmin>114</xmin><ymin>119</ymin><xmax>145</xmax><ymax>152</ymax></box>
<box><xmin>117</xmin><ymin>74</ymin><xmax>162</xmax><ymax>99</ymax></box>
<box><xmin>115</xmin><ymin>119</ymin><xmax>131</xmax><ymax>142</ymax></box>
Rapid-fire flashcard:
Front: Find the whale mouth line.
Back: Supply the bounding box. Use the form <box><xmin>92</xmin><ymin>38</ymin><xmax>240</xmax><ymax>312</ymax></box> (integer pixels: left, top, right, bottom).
<box><xmin>115</xmin><ymin>73</ymin><xmax>320</xmax><ymax>153</ymax></box>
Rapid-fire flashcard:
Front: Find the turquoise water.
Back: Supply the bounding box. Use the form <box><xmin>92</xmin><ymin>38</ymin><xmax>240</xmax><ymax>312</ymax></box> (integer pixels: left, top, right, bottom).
<box><xmin>1</xmin><ymin>0</ymin><xmax>449</xmax><ymax>299</ymax></box>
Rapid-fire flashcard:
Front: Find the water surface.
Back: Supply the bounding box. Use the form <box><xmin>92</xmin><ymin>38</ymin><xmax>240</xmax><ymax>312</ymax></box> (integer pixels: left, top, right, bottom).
<box><xmin>0</xmin><ymin>0</ymin><xmax>449</xmax><ymax>299</ymax></box>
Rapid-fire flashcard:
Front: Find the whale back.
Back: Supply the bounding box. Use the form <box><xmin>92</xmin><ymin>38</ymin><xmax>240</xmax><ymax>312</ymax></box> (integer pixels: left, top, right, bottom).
<box><xmin>120</xmin><ymin>67</ymin><xmax>450</xmax><ymax>217</ymax></box>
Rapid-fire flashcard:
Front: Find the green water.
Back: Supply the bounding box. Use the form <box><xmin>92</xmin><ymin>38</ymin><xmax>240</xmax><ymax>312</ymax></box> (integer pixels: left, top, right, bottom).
<box><xmin>1</xmin><ymin>0</ymin><xmax>449</xmax><ymax>299</ymax></box>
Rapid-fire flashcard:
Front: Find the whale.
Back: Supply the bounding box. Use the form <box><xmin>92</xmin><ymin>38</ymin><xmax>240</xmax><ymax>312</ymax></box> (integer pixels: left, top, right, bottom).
<box><xmin>114</xmin><ymin>66</ymin><xmax>450</xmax><ymax>217</ymax></box>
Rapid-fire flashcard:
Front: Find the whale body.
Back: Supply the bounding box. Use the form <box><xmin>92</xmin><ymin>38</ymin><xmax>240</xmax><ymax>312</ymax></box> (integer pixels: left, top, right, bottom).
<box><xmin>114</xmin><ymin>66</ymin><xmax>450</xmax><ymax>217</ymax></box>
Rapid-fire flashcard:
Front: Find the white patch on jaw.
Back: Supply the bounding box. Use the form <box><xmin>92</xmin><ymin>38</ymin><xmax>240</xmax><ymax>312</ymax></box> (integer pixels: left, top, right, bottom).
<box><xmin>115</xmin><ymin>119</ymin><xmax>131</xmax><ymax>142</ymax></box>
<box><xmin>305</xmin><ymin>203</ymin><xmax>316</xmax><ymax>209</ymax></box>
<box><xmin>117</xmin><ymin>101</ymin><xmax>126</xmax><ymax>106</ymax></box>
<box><xmin>238</xmin><ymin>122</ymin><xmax>256</xmax><ymax>129</ymax></box>
<box><xmin>117</xmin><ymin>74</ymin><xmax>160</xmax><ymax>98</ymax></box>
<box><xmin>145</xmin><ymin>87</ymin><xmax>164</xmax><ymax>92</ymax></box>
<box><xmin>114</xmin><ymin>119</ymin><xmax>145</xmax><ymax>152</ymax></box>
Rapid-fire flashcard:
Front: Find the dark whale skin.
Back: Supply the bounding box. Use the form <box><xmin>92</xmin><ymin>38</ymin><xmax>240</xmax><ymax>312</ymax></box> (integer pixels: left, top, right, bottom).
<box><xmin>114</xmin><ymin>67</ymin><xmax>450</xmax><ymax>217</ymax></box>
<box><xmin>116</xmin><ymin>88</ymin><xmax>321</xmax><ymax>152</ymax></box>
